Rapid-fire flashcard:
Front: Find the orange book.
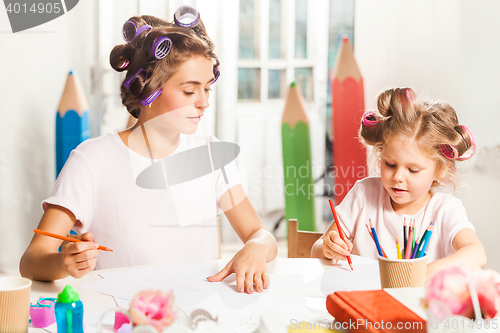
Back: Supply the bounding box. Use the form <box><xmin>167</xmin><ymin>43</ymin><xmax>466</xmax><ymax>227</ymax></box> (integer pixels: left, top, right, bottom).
<box><xmin>326</xmin><ymin>290</ymin><xmax>426</xmax><ymax>333</ymax></box>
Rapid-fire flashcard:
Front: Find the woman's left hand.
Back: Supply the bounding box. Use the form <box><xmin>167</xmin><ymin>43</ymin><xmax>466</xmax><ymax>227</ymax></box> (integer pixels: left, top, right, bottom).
<box><xmin>207</xmin><ymin>240</ymin><xmax>270</xmax><ymax>294</ymax></box>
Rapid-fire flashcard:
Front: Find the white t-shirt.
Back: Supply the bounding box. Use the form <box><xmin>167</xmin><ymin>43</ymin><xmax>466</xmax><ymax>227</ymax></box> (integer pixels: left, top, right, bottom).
<box><xmin>42</xmin><ymin>132</ymin><xmax>242</xmax><ymax>269</ymax></box>
<box><xmin>335</xmin><ymin>177</ymin><xmax>475</xmax><ymax>263</ymax></box>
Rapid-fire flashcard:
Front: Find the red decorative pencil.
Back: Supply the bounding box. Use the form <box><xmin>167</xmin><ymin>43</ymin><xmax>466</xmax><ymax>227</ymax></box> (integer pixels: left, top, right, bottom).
<box><xmin>328</xmin><ymin>199</ymin><xmax>353</xmax><ymax>270</ymax></box>
<box><xmin>405</xmin><ymin>220</ymin><xmax>414</xmax><ymax>259</ymax></box>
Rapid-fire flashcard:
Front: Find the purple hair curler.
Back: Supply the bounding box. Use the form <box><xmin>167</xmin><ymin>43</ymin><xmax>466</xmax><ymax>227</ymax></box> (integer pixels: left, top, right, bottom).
<box><xmin>141</xmin><ymin>89</ymin><xmax>162</xmax><ymax>106</ymax></box>
<box><xmin>174</xmin><ymin>5</ymin><xmax>200</xmax><ymax>28</ymax></box>
<box><xmin>135</xmin><ymin>24</ymin><xmax>152</xmax><ymax>38</ymax></box>
<box><xmin>151</xmin><ymin>36</ymin><xmax>172</xmax><ymax>60</ymax></box>
<box><xmin>211</xmin><ymin>68</ymin><xmax>220</xmax><ymax>85</ymax></box>
<box><xmin>122</xmin><ymin>20</ymin><xmax>137</xmax><ymax>43</ymax></box>
<box><xmin>124</xmin><ymin>69</ymin><xmax>142</xmax><ymax>90</ymax></box>
<box><xmin>362</xmin><ymin>110</ymin><xmax>378</xmax><ymax>127</ymax></box>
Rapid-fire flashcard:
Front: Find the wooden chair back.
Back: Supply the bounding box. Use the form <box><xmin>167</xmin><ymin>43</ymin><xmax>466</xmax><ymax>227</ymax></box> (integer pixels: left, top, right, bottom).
<box><xmin>287</xmin><ymin>219</ymin><xmax>323</xmax><ymax>258</ymax></box>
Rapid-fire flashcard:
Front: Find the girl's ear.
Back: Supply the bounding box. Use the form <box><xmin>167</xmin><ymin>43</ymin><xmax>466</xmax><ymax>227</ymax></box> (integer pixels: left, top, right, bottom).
<box><xmin>435</xmin><ymin>160</ymin><xmax>451</xmax><ymax>181</ymax></box>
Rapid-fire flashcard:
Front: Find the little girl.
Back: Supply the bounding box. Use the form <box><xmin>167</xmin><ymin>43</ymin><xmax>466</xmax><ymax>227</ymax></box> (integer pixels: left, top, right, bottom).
<box><xmin>20</xmin><ymin>6</ymin><xmax>277</xmax><ymax>294</ymax></box>
<box><xmin>311</xmin><ymin>87</ymin><xmax>486</xmax><ymax>278</ymax></box>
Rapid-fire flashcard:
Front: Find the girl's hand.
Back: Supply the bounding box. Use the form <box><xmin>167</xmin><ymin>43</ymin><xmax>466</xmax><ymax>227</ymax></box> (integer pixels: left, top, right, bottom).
<box><xmin>60</xmin><ymin>232</ymin><xmax>100</xmax><ymax>278</ymax></box>
<box><xmin>207</xmin><ymin>241</ymin><xmax>270</xmax><ymax>294</ymax></box>
<box><xmin>322</xmin><ymin>230</ymin><xmax>353</xmax><ymax>261</ymax></box>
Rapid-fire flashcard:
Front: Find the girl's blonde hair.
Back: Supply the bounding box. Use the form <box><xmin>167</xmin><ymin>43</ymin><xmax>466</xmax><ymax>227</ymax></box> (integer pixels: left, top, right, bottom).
<box><xmin>359</xmin><ymin>87</ymin><xmax>475</xmax><ymax>190</ymax></box>
<box><xmin>109</xmin><ymin>14</ymin><xmax>219</xmax><ymax>118</ymax></box>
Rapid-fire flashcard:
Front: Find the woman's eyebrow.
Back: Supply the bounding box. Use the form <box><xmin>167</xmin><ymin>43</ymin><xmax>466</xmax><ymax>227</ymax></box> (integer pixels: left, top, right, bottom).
<box><xmin>181</xmin><ymin>78</ymin><xmax>215</xmax><ymax>86</ymax></box>
<box><xmin>180</xmin><ymin>80</ymin><xmax>201</xmax><ymax>85</ymax></box>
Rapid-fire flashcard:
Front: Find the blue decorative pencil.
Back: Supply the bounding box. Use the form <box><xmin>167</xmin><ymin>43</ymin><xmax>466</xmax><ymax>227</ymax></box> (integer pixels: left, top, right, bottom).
<box><xmin>369</xmin><ymin>219</ymin><xmax>384</xmax><ymax>257</ymax></box>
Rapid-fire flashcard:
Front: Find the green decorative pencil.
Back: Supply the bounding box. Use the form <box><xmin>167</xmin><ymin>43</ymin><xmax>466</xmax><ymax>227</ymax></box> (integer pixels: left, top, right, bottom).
<box><xmin>282</xmin><ymin>81</ymin><xmax>316</xmax><ymax>232</ymax></box>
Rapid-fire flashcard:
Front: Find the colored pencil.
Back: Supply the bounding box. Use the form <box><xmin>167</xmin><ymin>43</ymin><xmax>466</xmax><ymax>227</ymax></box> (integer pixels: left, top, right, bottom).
<box><xmin>410</xmin><ymin>237</ymin><xmax>420</xmax><ymax>259</ymax></box>
<box><xmin>282</xmin><ymin>81</ymin><xmax>316</xmax><ymax>231</ymax></box>
<box><xmin>365</xmin><ymin>224</ymin><xmax>387</xmax><ymax>258</ymax></box>
<box><xmin>369</xmin><ymin>219</ymin><xmax>384</xmax><ymax>258</ymax></box>
<box><xmin>417</xmin><ymin>222</ymin><xmax>435</xmax><ymax>258</ymax></box>
<box><xmin>405</xmin><ymin>221</ymin><xmax>414</xmax><ymax>259</ymax></box>
<box><xmin>34</xmin><ymin>229</ymin><xmax>113</xmax><ymax>252</ymax></box>
<box><xmin>403</xmin><ymin>218</ymin><xmax>408</xmax><ymax>257</ymax></box>
<box><xmin>56</xmin><ymin>70</ymin><xmax>91</xmax><ymax>177</ymax></box>
<box><xmin>328</xmin><ymin>199</ymin><xmax>353</xmax><ymax>270</ymax></box>
<box><xmin>412</xmin><ymin>221</ymin><xmax>416</xmax><ymax>252</ymax></box>
<box><xmin>416</xmin><ymin>221</ymin><xmax>433</xmax><ymax>258</ymax></box>
<box><xmin>330</xmin><ymin>35</ymin><xmax>366</xmax><ymax>203</ymax></box>
<box><xmin>396</xmin><ymin>237</ymin><xmax>402</xmax><ymax>259</ymax></box>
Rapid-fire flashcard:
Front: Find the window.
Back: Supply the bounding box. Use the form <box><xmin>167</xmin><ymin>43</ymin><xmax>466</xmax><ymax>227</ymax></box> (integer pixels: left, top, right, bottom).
<box><xmin>237</xmin><ymin>0</ymin><xmax>314</xmax><ymax>102</ymax></box>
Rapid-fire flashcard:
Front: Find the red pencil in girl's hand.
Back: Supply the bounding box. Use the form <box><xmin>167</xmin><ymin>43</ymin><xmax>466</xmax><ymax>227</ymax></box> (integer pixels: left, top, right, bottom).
<box><xmin>328</xmin><ymin>199</ymin><xmax>353</xmax><ymax>271</ymax></box>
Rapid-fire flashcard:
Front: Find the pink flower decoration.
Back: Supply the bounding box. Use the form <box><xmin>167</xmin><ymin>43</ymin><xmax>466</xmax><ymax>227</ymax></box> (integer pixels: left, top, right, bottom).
<box><xmin>472</xmin><ymin>269</ymin><xmax>500</xmax><ymax>319</ymax></box>
<box><xmin>130</xmin><ymin>290</ymin><xmax>176</xmax><ymax>332</ymax></box>
<box><xmin>425</xmin><ymin>266</ymin><xmax>474</xmax><ymax>320</ymax></box>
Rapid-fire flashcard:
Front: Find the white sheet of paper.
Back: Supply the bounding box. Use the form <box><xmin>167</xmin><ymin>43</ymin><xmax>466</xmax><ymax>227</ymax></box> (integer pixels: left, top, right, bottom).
<box><xmin>320</xmin><ymin>255</ymin><xmax>381</xmax><ymax>294</ymax></box>
<box><xmin>80</xmin><ymin>263</ymin><xmax>307</xmax><ymax>333</ymax></box>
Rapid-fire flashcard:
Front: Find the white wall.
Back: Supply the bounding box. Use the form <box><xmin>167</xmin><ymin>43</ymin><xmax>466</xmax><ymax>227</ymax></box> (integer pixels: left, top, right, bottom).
<box><xmin>355</xmin><ymin>0</ymin><xmax>500</xmax><ymax>270</ymax></box>
<box><xmin>0</xmin><ymin>1</ymin><xmax>96</xmax><ymax>274</ymax></box>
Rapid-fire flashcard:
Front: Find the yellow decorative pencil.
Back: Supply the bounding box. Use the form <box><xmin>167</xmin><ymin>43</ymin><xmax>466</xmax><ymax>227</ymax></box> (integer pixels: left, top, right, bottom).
<box><xmin>396</xmin><ymin>237</ymin><xmax>402</xmax><ymax>259</ymax></box>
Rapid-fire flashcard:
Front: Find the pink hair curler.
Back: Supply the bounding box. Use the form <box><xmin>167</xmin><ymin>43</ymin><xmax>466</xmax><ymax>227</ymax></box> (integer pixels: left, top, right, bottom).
<box><xmin>362</xmin><ymin>110</ymin><xmax>378</xmax><ymax>127</ymax></box>
<box><xmin>440</xmin><ymin>125</ymin><xmax>476</xmax><ymax>160</ymax></box>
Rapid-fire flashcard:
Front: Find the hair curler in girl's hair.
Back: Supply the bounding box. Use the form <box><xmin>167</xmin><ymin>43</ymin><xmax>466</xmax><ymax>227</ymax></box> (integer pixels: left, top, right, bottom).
<box><xmin>405</xmin><ymin>88</ymin><xmax>415</xmax><ymax>102</ymax></box>
<box><xmin>174</xmin><ymin>5</ymin><xmax>200</xmax><ymax>28</ymax></box>
<box><xmin>440</xmin><ymin>125</ymin><xmax>476</xmax><ymax>160</ymax></box>
<box><xmin>362</xmin><ymin>110</ymin><xmax>378</xmax><ymax>127</ymax></box>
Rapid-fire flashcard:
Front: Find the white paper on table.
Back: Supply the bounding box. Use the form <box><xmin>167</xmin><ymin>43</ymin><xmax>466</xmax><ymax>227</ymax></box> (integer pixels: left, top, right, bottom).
<box><xmin>80</xmin><ymin>262</ymin><xmax>219</xmax><ymax>307</ymax></box>
<box><xmin>79</xmin><ymin>263</ymin><xmax>309</xmax><ymax>332</ymax></box>
<box><xmin>319</xmin><ymin>255</ymin><xmax>381</xmax><ymax>294</ymax></box>
<box><xmin>193</xmin><ymin>274</ymin><xmax>307</xmax><ymax>332</ymax></box>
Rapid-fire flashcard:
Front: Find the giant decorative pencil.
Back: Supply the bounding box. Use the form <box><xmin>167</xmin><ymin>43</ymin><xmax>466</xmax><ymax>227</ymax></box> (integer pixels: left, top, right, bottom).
<box><xmin>282</xmin><ymin>81</ymin><xmax>315</xmax><ymax>231</ymax></box>
<box><xmin>56</xmin><ymin>70</ymin><xmax>90</xmax><ymax>176</ymax></box>
<box><xmin>330</xmin><ymin>35</ymin><xmax>366</xmax><ymax>203</ymax></box>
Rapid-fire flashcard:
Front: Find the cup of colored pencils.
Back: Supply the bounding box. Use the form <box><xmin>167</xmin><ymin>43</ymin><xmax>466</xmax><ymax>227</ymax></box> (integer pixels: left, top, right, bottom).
<box><xmin>369</xmin><ymin>219</ymin><xmax>433</xmax><ymax>288</ymax></box>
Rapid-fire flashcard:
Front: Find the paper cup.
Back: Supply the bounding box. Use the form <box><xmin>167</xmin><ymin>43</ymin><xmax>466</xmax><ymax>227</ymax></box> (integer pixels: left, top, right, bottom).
<box><xmin>0</xmin><ymin>277</ymin><xmax>32</xmax><ymax>333</ymax></box>
<box><xmin>378</xmin><ymin>254</ymin><xmax>427</xmax><ymax>288</ymax></box>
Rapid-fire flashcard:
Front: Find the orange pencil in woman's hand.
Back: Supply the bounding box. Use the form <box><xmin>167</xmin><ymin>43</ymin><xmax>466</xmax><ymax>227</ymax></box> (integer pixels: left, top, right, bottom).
<box><xmin>328</xmin><ymin>199</ymin><xmax>353</xmax><ymax>271</ymax></box>
<box><xmin>33</xmin><ymin>229</ymin><xmax>113</xmax><ymax>252</ymax></box>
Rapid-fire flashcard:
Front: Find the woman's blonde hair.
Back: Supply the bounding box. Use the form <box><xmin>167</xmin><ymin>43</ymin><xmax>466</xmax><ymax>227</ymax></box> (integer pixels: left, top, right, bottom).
<box><xmin>109</xmin><ymin>14</ymin><xmax>219</xmax><ymax>118</ymax></box>
<box><xmin>359</xmin><ymin>87</ymin><xmax>475</xmax><ymax>190</ymax></box>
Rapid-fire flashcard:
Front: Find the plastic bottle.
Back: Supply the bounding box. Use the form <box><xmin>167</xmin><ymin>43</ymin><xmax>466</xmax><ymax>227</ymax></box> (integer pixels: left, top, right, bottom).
<box><xmin>55</xmin><ymin>285</ymin><xmax>84</xmax><ymax>333</ymax></box>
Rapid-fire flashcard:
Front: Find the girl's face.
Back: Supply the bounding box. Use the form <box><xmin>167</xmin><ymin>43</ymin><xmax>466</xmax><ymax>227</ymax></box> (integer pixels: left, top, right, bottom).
<box><xmin>147</xmin><ymin>55</ymin><xmax>215</xmax><ymax>135</ymax></box>
<box><xmin>380</xmin><ymin>136</ymin><xmax>443</xmax><ymax>215</ymax></box>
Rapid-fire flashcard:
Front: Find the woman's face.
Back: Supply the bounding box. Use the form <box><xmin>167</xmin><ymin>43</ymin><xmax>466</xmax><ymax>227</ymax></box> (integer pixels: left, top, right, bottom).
<box><xmin>145</xmin><ymin>55</ymin><xmax>215</xmax><ymax>135</ymax></box>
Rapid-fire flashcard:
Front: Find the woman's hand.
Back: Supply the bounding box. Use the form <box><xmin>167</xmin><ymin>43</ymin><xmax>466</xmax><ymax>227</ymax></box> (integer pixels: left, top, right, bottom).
<box><xmin>207</xmin><ymin>240</ymin><xmax>270</xmax><ymax>294</ymax></box>
<box><xmin>322</xmin><ymin>230</ymin><xmax>353</xmax><ymax>261</ymax></box>
<box><xmin>60</xmin><ymin>232</ymin><xmax>100</xmax><ymax>278</ymax></box>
